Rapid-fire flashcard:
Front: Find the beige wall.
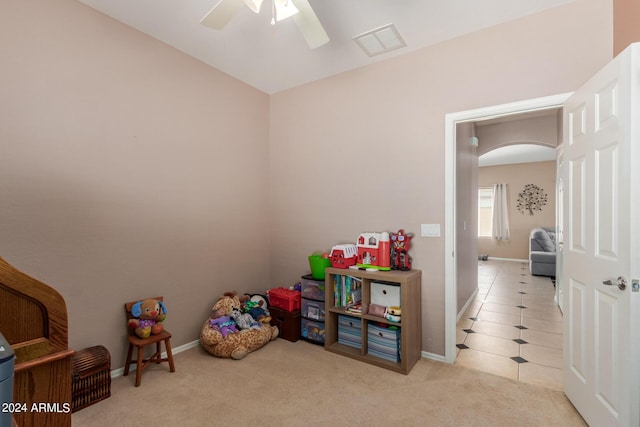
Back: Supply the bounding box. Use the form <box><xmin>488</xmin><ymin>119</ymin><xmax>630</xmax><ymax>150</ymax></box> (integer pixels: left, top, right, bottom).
<box><xmin>0</xmin><ymin>0</ymin><xmax>270</xmax><ymax>368</ymax></box>
<box><xmin>475</xmin><ymin>114</ymin><xmax>559</xmax><ymax>261</ymax></box>
<box><xmin>614</xmin><ymin>0</ymin><xmax>640</xmax><ymax>55</ymax></box>
<box><xmin>0</xmin><ymin>0</ymin><xmax>614</xmax><ymax>363</ymax></box>
<box><xmin>270</xmin><ymin>0</ymin><xmax>612</xmax><ymax>356</ymax></box>
<box><xmin>456</xmin><ymin>123</ymin><xmax>478</xmax><ymax>314</ymax></box>
<box><xmin>478</xmin><ymin>162</ymin><xmax>557</xmax><ymax>260</ymax></box>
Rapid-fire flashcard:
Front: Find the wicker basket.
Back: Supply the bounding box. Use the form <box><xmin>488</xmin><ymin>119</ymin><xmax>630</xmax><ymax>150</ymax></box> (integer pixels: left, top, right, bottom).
<box><xmin>71</xmin><ymin>345</ymin><xmax>111</xmax><ymax>412</ymax></box>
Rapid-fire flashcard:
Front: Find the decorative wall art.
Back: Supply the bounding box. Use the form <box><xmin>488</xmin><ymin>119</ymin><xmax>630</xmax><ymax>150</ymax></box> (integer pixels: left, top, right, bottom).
<box><xmin>517</xmin><ymin>184</ymin><xmax>548</xmax><ymax>215</ymax></box>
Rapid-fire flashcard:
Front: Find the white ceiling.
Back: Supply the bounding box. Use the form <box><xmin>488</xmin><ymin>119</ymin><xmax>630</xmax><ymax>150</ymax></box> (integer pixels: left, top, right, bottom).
<box><xmin>78</xmin><ymin>0</ymin><xmax>576</xmax><ymax>94</ymax></box>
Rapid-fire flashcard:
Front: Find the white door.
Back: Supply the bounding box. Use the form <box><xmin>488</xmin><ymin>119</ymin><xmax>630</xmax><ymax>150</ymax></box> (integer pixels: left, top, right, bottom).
<box><xmin>562</xmin><ymin>43</ymin><xmax>640</xmax><ymax>426</ymax></box>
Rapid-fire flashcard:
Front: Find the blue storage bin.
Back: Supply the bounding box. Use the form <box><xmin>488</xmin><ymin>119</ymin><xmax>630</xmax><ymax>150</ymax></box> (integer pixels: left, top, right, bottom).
<box><xmin>367</xmin><ymin>323</ymin><xmax>400</xmax><ymax>362</ymax></box>
<box><xmin>338</xmin><ymin>315</ymin><xmax>362</xmax><ymax>349</ymax></box>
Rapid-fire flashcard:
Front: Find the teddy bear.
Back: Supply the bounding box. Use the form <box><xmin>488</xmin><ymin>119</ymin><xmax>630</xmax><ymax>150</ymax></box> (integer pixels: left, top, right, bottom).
<box><xmin>200</xmin><ymin>291</ymin><xmax>278</xmax><ymax>360</ymax></box>
<box><xmin>241</xmin><ymin>294</ymin><xmax>271</xmax><ymax>323</ymax></box>
<box><xmin>128</xmin><ymin>298</ymin><xmax>167</xmax><ymax>339</ymax></box>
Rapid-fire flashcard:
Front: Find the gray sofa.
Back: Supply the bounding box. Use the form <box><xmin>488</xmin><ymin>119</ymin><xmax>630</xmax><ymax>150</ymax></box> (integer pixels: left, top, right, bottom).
<box><xmin>529</xmin><ymin>227</ymin><xmax>556</xmax><ymax>277</ymax></box>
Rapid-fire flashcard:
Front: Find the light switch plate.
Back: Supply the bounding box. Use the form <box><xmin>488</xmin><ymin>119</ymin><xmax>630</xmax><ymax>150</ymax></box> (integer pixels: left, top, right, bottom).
<box><xmin>421</xmin><ymin>223</ymin><xmax>441</xmax><ymax>237</ymax></box>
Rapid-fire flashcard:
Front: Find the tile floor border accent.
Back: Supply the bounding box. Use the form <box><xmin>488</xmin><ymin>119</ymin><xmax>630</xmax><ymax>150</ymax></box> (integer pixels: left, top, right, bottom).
<box><xmin>455</xmin><ymin>259</ymin><xmax>563</xmax><ymax>391</ymax></box>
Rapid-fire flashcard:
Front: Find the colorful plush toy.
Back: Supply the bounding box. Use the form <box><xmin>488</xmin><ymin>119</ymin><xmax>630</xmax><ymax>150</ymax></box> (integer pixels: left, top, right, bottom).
<box><xmin>128</xmin><ymin>298</ymin><xmax>167</xmax><ymax>339</ymax></box>
<box><xmin>384</xmin><ymin>306</ymin><xmax>402</xmax><ymax>323</ymax></box>
<box><xmin>231</xmin><ymin>307</ymin><xmax>261</xmax><ymax>330</ymax></box>
<box><xmin>208</xmin><ymin>315</ymin><xmax>238</xmax><ymax>338</ymax></box>
<box><xmin>200</xmin><ymin>291</ymin><xmax>278</xmax><ymax>360</ymax></box>
<box><xmin>241</xmin><ymin>294</ymin><xmax>271</xmax><ymax>323</ymax></box>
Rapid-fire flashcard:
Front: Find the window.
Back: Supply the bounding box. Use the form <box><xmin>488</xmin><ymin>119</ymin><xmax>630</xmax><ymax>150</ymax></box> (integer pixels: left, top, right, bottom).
<box><xmin>478</xmin><ymin>187</ymin><xmax>494</xmax><ymax>238</ymax></box>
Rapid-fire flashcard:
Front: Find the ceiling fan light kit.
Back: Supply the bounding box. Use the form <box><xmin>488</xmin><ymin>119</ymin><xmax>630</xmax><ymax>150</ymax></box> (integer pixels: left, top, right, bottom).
<box><xmin>200</xmin><ymin>0</ymin><xmax>329</xmax><ymax>49</ymax></box>
<box><xmin>273</xmin><ymin>0</ymin><xmax>299</xmax><ymax>23</ymax></box>
<box><xmin>244</xmin><ymin>0</ymin><xmax>262</xmax><ymax>13</ymax></box>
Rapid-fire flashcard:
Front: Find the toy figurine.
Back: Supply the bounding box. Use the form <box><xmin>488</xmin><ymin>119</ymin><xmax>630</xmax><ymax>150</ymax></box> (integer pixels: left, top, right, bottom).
<box><xmin>390</xmin><ymin>229</ymin><xmax>413</xmax><ymax>271</ymax></box>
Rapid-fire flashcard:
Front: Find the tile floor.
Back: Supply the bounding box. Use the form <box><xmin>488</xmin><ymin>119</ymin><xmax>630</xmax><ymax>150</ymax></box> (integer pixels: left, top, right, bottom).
<box><xmin>455</xmin><ymin>259</ymin><xmax>563</xmax><ymax>391</ymax></box>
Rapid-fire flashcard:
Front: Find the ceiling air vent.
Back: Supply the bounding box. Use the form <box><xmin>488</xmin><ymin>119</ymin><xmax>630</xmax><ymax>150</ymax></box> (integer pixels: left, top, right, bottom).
<box><xmin>353</xmin><ymin>23</ymin><xmax>407</xmax><ymax>57</ymax></box>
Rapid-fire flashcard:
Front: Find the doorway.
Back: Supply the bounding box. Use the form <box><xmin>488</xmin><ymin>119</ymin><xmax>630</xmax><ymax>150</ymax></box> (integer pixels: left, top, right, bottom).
<box><xmin>456</xmin><ymin>128</ymin><xmax>561</xmax><ymax>387</ymax></box>
<box><xmin>443</xmin><ymin>93</ymin><xmax>571</xmax><ymax>369</ymax></box>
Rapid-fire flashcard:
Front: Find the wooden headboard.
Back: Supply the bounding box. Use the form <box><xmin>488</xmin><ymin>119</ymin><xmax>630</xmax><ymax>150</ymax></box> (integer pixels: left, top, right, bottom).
<box><xmin>0</xmin><ymin>256</ymin><xmax>73</xmax><ymax>427</ymax></box>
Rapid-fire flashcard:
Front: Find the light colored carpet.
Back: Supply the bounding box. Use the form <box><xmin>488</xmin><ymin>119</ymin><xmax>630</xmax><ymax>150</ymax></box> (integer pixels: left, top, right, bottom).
<box><xmin>72</xmin><ymin>339</ymin><xmax>586</xmax><ymax>426</ymax></box>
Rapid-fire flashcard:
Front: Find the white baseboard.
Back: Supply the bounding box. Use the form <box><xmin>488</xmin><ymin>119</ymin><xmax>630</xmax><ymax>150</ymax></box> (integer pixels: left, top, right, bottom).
<box><xmin>421</xmin><ymin>351</ymin><xmax>448</xmax><ymax>364</ymax></box>
<box><xmin>487</xmin><ymin>257</ymin><xmax>528</xmax><ymax>263</ymax></box>
<box><xmin>110</xmin><ymin>339</ymin><xmax>200</xmax><ymax>378</ymax></box>
<box><xmin>456</xmin><ymin>287</ymin><xmax>479</xmax><ymax>322</ymax></box>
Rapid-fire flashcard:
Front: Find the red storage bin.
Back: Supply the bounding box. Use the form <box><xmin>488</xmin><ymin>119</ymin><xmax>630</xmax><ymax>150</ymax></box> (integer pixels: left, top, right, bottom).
<box><xmin>268</xmin><ymin>287</ymin><xmax>301</xmax><ymax>312</ymax></box>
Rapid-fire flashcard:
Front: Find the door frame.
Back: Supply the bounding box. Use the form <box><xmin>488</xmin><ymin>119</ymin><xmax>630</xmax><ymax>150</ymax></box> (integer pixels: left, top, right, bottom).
<box><xmin>443</xmin><ymin>93</ymin><xmax>571</xmax><ymax>364</ymax></box>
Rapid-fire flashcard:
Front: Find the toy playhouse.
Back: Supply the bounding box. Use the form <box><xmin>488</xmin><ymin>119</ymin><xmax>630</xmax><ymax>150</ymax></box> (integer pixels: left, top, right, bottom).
<box><xmin>356</xmin><ymin>232</ymin><xmax>390</xmax><ymax>270</ymax></box>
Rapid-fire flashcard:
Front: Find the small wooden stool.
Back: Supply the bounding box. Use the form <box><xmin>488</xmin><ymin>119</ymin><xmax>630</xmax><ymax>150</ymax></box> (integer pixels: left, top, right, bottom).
<box><xmin>124</xmin><ymin>297</ymin><xmax>175</xmax><ymax>386</ymax></box>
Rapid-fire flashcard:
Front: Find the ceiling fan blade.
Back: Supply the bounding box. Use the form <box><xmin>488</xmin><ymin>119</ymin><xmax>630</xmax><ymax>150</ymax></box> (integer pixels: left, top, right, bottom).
<box><xmin>200</xmin><ymin>0</ymin><xmax>245</xmax><ymax>30</ymax></box>
<box><xmin>244</xmin><ymin>0</ymin><xmax>263</xmax><ymax>14</ymax></box>
<box><xmin>290</xmin><ymin>0</ymin><xmax>329</xmax><ymax>49</ymax></box>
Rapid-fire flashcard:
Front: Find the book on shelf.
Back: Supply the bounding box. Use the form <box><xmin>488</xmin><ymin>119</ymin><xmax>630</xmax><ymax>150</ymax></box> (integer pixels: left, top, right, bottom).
<box><xmin>349</xmin><ymin>287</ymin><xmax>361</xmax><ymax>307</ymax></box>
<box><xmin>342</xmin><ymin>276</ymin><xmax>352</xmax><ymax>307</ymax></box>
<box><xmin>333</xmin><ymin>274</ymin><xmax>341</xmax><ymax>306</ymax></box>
<box><xmin>333</xmin><ymin>275</ymin><xmax>362</xmax><ymax>307</ymax></box>
<box><xmin>345</xmin><ymin>302</ymin><xmax>362</xmax><ymax>314</ymax></box>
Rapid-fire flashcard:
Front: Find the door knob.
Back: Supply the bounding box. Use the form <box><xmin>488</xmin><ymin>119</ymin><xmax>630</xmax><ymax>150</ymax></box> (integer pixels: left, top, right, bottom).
<box><xmin>602</xmin><ymin>276</ymin><xmax>627</xmax><ymax>291</ymax></box>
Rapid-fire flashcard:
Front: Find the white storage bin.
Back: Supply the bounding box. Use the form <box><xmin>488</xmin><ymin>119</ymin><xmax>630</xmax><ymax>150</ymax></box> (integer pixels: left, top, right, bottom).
<box><xmin>370</xmin><ymin>282</ymin><xmax>401</xmax><ymax>307</ymax></box>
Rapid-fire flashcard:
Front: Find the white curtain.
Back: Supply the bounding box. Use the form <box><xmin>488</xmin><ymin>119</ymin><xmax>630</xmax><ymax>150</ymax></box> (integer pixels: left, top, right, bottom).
<box><xmin>492</xmin><ymin>183</ymin><xmax>510</xmax><ymax>240</ymax></box>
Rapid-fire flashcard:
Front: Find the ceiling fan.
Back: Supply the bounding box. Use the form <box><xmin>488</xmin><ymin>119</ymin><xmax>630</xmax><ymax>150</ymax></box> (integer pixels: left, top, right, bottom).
<box><xmin>200</xmin><ymin>0</ymin><xmax>329</xmax><ymax>49</ymax></box>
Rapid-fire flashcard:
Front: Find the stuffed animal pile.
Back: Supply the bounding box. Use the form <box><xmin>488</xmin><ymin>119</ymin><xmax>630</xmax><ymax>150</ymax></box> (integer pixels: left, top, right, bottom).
<box><xmin>128</xmin><ymin>298</ymin><xmax>167</xmax><ymax>339</ymax></box>
<box><xmin>200</xmin><ymin>291</ymin><xmax>278</xmax><ymax>360</ymax></box>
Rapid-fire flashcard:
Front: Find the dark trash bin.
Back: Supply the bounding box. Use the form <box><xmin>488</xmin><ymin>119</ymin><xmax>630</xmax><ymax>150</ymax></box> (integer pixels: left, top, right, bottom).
<box><xmin>0</xmin><ymin>332</ymin><xmax>15</xmax><ymax>427</ymax></box>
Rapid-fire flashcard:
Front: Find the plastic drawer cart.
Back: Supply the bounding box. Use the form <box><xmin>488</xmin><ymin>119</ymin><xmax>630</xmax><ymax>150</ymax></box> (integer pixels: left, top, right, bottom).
<box><xmin>300</xmin><ymin>274</ymin><xmax>326</xmax><ymax>344</ymax></box>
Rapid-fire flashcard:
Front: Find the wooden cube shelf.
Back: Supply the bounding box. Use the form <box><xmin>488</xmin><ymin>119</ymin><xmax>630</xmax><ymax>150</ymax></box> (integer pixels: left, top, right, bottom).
<box><xmin>324</xmin><ymin>267</ymin><xmax>422</xmax><ymax>374</ymax></box>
